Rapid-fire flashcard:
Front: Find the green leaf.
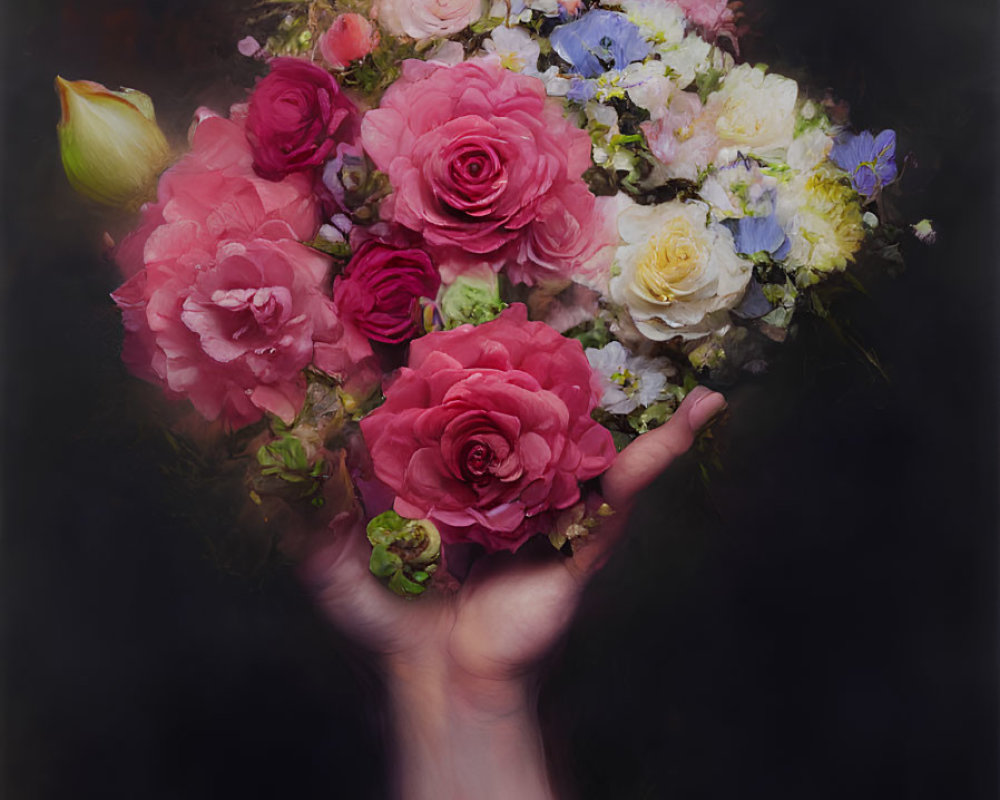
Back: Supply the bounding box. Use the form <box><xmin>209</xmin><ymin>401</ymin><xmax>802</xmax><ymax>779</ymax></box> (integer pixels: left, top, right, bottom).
<box><xmin>470</xmin><ymin>16</ymin><xmax>505</xmax><ymax>34</ymax></box>
<box><xmin>695</xmin><ymin>65</ymin><xmax>725</xmax><ymax>104</ymax></box>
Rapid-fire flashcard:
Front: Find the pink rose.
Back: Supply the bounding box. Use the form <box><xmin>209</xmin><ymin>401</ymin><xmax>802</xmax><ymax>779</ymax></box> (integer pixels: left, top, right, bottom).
<box><xmin>513</xmin><ymin>187</ymin><xmax>620</xmax><ymax>289</ymax></box>
<box><xmin>246</xmin><ymin>58</ymin><xmax>360</xmax><ymax>181</ymax></box>
<box><xmin>360</xmin><ymin>304</ymin><xmax>616</xmax><ymax>552</ymax></box>
<box><xmin>319</xmin><ymin>14</ymin><xmax>378</xmax><ymax>70</ymax></box>
<box><xmin>115</xmin><ymin>109</ymin><xmax>319</xmax><ymax>279</ymax></box>
<box><xmin>375</xmin><ymin>0</ymin><xmax>483</xmax><ymax>40</ymax></box>
<box><xmin>113</xmin><ymin>235</ymin><xmax>346</xmax><ymax>428</ymax></box>
<box><xmin>333</xmin><ymin>241</ymin><xmax>441</xmax><ymax>344</ymax></box>
<box><xmin>360</xmin><ymin>58</ymin><xmax>601</xmax><ymax>284</ymax></box>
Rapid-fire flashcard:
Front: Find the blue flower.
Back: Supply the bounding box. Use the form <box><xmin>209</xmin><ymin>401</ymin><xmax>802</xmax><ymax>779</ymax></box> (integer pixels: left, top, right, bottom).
<box><xmin>728</xmin><ymin>214</ymin><xmax>790</xmax><ymax>260</ymax></box>
<box><xmin>566</xmin><ymin>77</ymin><xmax>597</xmax><ymax>103</ymax></box>
<box><xmin>829</xmin><ymin>129</ymin><xmax>898</xmax><ymax>198</ymax></box>
<box><xmin>550</xmin><ymin>10</ymin><xmax>650</xmax><ymax>79</ymax></box>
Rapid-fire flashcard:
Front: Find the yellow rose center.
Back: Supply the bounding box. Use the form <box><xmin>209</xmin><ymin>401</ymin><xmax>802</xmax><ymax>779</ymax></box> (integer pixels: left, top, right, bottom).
<box><xmin>635</xmin><ymin>216</ymin><xmax>705</xmax><ymax>302</ymax></box>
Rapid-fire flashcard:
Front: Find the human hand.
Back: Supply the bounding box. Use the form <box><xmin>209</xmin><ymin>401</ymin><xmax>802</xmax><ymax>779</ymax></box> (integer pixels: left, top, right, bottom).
<box><xmin>299</xmin><ymin>385</ymin><xmax>726</xmax><ymax>674</ymax></box>
<box><xmin>297</xmin><ymin>386</ymin><xmax>726</xmax><ymax>799</ymax></box>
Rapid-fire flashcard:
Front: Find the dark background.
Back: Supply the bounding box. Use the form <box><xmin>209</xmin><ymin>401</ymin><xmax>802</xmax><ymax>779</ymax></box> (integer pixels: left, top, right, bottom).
<box><xmin>2</xmin><ymin>1</ymin><xmax>997</xmax><ymax>797</ymax></box>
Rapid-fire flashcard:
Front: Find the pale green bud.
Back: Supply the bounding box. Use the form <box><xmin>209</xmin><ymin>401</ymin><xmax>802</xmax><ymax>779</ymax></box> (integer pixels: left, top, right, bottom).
<box><xmin>438</xmin><ymin>272</ymin><xmax>506</xmax><ymax>329</ymax></box>
<box><xmin>56</xmin><ymin>76</ymin><xmax>172</xmax><ymax>210</ymax></box>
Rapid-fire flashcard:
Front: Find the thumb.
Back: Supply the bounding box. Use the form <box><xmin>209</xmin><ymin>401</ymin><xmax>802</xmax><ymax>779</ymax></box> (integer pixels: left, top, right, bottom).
<box><xmin>567</xmin><ymin>386</ymin><xmax>726</xmax><ymax>581</ymax></box>
<box><xmin>601</xmin><ymin>385</ymin><xmax>727</xmax><ymax>510</ymax></box>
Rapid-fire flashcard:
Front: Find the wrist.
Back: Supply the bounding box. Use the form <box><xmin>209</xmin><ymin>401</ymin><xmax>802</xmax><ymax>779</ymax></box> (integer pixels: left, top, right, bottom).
<box><xmin>384</xmin><ymin>649</ymin><xmax>554</xmax><ymax>800</ymax></box>
<box><xmin>387</xmin><ymin>646</ymin><xmax>535</xmax><ymax>717</ymax></box>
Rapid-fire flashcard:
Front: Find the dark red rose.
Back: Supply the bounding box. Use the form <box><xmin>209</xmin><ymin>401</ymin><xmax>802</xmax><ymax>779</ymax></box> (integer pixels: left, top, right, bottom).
<box><xmin>333</xmin><ymin>241</ymin><xmax>440</xmax><ymax>344</ymax></box>
<box><xmin>246</xmin><ymin>57</ymin><xmax>359</xmax><ymax>181</ymax></box>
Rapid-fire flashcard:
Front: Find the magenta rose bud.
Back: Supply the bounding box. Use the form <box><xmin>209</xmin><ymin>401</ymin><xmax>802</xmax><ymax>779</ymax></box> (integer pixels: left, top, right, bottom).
<box><xmin>360</xmin><ymin>304</ymin><xmax>617</xmax><ymax>553</ymax></box>
<box><xmin>333</xmin><ymin>241</ymin><xmax>441</xmax><ymax>344</ymax></box>
<box><xmin>246</xmin><ymin>57</ymin><xmax>360</xmax><ymax>181</ymax></box>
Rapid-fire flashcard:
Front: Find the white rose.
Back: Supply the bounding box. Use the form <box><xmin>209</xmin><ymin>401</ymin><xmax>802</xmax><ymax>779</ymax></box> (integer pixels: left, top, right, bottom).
<box><xmin>377</xmin><ymin>0</ymin><xmax>484</xmax><ymax>39</ymax></box>
<box><xmin>610</xmin><ymin>200</ymin><xmax>753</xmax><ymax>341</ymax></box>
<box><xmin>708</xmin><ymin>64</ymin><xmax>798</xmax><ymax>157</ymax></box>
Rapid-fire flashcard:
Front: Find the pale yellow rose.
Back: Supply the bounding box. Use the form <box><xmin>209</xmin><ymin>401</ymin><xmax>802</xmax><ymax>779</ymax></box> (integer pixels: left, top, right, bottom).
<box><xmin>610</xmin><ymin>200</ymin><xmax>752</xmax><ymax>341</ymax></box>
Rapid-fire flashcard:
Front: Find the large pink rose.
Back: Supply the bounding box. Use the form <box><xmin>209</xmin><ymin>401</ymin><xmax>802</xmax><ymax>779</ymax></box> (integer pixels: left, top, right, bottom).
<box><xmin>360</xmin><ymin>58</ymin><xmax>605</xmax><ymax>284</ymax></box>
<box><xmin>113</xmin><ymin>234</ymin><xmax>345</xmax><ymax>429</ymax></box>
<box><xmin>115</xmin><ymin>108</ymin><xmax>319</xmax><ymax>279</ymax></box>
<box><xmin>246</xmin><ymin>58</ymin><xmax>360</xmax><ymax>181</ymax></box>
<box><xmin>360</xmin><ymin>304</ymin><xmax>616</xmax><ymax>552</ymax></box>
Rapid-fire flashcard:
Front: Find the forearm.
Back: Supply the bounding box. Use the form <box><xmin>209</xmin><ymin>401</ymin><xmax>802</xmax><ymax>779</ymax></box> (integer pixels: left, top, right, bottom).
<box><xmin>386</xmin><ymin>654</ymin><xmax>555</xmax><ymax>800</ymax></box>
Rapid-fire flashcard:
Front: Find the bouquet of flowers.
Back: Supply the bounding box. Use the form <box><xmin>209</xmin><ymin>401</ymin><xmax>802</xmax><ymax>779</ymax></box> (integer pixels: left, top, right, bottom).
<box><xmin>56</xmin><ymin>0</ymin><xmax>918</xmax><ymax>595</ymax></box>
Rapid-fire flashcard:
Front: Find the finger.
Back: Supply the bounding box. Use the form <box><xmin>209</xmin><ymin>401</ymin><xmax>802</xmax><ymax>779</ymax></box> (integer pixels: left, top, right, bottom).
<box><xmin>568</xmin><ymin>387</ymin><xmax>726</xmax><ymax>580</ymax></box>
<box><xmin>601</xmin><ymin>386</ymin><xmax>726</xmax><ymax>509</ymax></box>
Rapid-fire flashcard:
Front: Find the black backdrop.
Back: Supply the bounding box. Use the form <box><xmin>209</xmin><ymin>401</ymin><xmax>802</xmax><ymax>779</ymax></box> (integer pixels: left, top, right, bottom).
<box><xmin>3</xmin><ymin>1</ymin><xmax>997</xmax><ymax>797</ymax></box>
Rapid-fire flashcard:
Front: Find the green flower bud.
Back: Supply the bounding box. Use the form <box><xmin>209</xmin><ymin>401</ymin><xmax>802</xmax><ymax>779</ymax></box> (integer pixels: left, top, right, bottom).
<box><xmin>366</xmin><ymin>511</ymin><xmax>442</xmax><ymax>596</ymax></box>
<box><xmin>438</xmin><ymin>272</ymin><xmax>506</xmax><ymax>329</ymax></box>
<box><xmin>56</xmin><ymin>76</ymin><xmax>172</xmax><ymax>210</ymax></box>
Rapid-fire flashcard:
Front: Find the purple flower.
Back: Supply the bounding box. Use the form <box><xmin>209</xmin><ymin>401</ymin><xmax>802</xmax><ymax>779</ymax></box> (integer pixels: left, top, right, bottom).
<box><xmin>551</xmin><ymin>10</ymin><xmax>650</xmax><ymax>79</ymax></box>
<box><xmin>829</xmin><ymin>129</ymin><xmax>898</xmax><ymax>198</ymax></box>
<box><xmin>728</xmin><ymin>214</ymin><xmax>790</xmax><ymax>260</ymax></box>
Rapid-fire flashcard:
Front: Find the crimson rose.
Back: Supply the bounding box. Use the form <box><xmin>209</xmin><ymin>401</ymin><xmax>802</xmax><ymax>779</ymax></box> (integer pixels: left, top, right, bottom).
<box><xmin>333</xmin><ymin>241</ymin><xmax>440</xmax><ymax>344</ymax></box>
<box><xmin>246</xmin><ymin>58</ymin><xmax>359</xmax><ymax>181</ymax></box>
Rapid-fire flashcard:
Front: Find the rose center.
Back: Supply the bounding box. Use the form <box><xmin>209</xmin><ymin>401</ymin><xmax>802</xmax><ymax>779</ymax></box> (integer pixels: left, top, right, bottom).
<box><xmin>451</xmin><ymin>145</ymin><xmax>499</xmax><ymax>186</ymax></box>
<box><xmin>211</xmin><ymin>285</ymin><xmax>293</xmax><ymax>340</ymax></box>
<box><xmin>461</xmin><ymin>440</ymin><xmax>494</xmax><ymax>483</ymax></box>
<box><xmin>635</xmin><ymin>217</ymin><xmax>706</xmax><ymax>302</ymax></box>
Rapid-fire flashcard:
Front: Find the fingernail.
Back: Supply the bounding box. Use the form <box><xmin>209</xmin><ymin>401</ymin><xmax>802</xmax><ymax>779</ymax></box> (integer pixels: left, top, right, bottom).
<box><xmin>688</xmin><ymin>389</ymin><xmax>727</xmax><ymax>431</ymax></box>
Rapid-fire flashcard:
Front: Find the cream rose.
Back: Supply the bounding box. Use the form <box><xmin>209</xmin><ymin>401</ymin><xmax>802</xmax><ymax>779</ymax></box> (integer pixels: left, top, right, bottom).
<box><xmin>610</xmin><ymin>200</ymin><xmax>752</xmax><ymax>341</ymax></box>
<box><xmin>708</xmin><ymin>64</ymin><xmax>798</xmax><ymax>158</ymax></box>
<box><xmin>376</xmin><ymin>0</ymin><xmax>484</xmax><ymax>39</ymax></box>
